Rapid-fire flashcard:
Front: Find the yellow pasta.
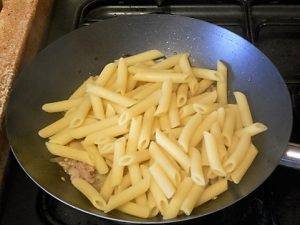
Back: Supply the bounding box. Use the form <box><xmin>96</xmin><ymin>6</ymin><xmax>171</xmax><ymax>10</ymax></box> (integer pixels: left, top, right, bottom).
<box><xmin>119</xmin><ymin>90</ymin><xmax>161</xmax><ymax>125</ymax></box>
<box><xmin>235</xmin><ymin>122</ymin><xmax>267</xmax><ymax>137</ymax></box>
<box><xmin>192</xmin><ymin>67</ymin><xmax>219</xmax><ymax>81</ymax></box>
<box><xmin>190</xmin><ymin>147</ymin><xmax>206</xmax><ymax>185</ymax></box>
<box><xmin>95</xmin><ymin>63</ymin><xmax>117</xmax><ymax>86</ymax></box>
<box><xmin>156</xmin><ymin>130</ymin><xmax>190</xmax><ymax>172</ymax></box>
<box><xmin>123</xmin><ymin>50</ymin><xmax>164</xmax><ymax>66</ymax></box>
<box><xmin>163</xmin><ymin>177</ymin><xmax>194</xmax><ymax>219</ymax></box>
<box><xmin>42</xmin><ymin>97</ymin><xmax>84</xmax><ymax>113</ymax></box>
<box><xmin>116</xmin><ymin>57</ymin><xmax>128</xmax><ymax>95</ymax></box>
<box><xmin>169</xmin><ymin>93</ymin><xmax>181</xmax><ymax>128</ymax></box>
<box><xmin>111</xmin><ymin>137</ymin><xmax>126</xmax><ymax>186</ymax></box>
<box><xmin>216</xmin><ymin>60</ymin><xmax>228</xmax><ymax>104</ymax></box>
<box><xmin>155</xmin><ymin>79</ymin><xmax>173</xmax><ymax>116</ymax></box>
<box><xmin>89</xmin><ymin>94</ymin><xmax>105</xmax><ymax>120</ymax></box>
<box><xmin>39</xmin><ymin>50</ymin><xmax>267</xmax><ymax>219</ymax></box>
<box><xmin>71</xmin><ymin>178</ymin><xmax>106</xmax><ymax>210</ymax></box>
<box><xmin>181</xmin><ymin>184</ymin><xmax>204</xmax><ymax>215</ymax></box>
<box><xmin>224</xmin><ymin>134</ymin><xmax>251</xmax><ymax>172</ymax></box>
<box><xmin>231</xmin><ymin>144</ymin><xmax>258</xmax><ymax>183</ymax></box>
<box><xmin>45</xmin><ymin>142</ymin><xmax>93</xmax><ymax>166</ymax></box>
<box><xmin>149</xmin><ymin>163</ymin><xmax>175</xmax><ymax>199</ymax></box>
<box><xmin>177</xmin><ymin>83</ymin><xmax>189</xmax><ymax>107</ymax></box>
<box><xmin>138</xmin><ymin>106</ymin><xmax>156</xmax><ymax>150</ymax></box>
<box><xmin>203</xmin><ymin>132</ymin><xmax>226</xmax><ymax>177</ymax></box>
<box><xmin>105</xmin><ymin>178</ymin><xmax>150</xmax><ymax>212</ymax></box>
<box><xmin>234</xmin><ymin>91</ymin><xmax>253</xmax><ymax>127</ymax></box>
<box><xmin>86</xmin><ymin>84</ymin><xmax>136</xmax><ymax>107</ymax></box>
<box><xmin>178</xmin><ymin>112</ymin><xmax>202</xmax><ymax>152</ymax></box>
<box><xmin>197</xmin><ymin>179</ymin><xmax>228</xmax><ymax>206</ymax></box>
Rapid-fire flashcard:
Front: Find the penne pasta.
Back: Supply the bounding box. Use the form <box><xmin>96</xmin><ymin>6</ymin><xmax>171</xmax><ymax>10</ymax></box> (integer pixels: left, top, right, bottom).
<box><xmin>105</xmin><ymin>103</ymin><xmax>116</xmax><ymax>118</ymax></box>
<box><xmin>234</xmin><ymin>91</ymin><xmax>253</xmax><ymax>127</ymax></box>
<box><xmin>138</xmin><ymin>106</ymin><xmax>156</xmax><ymax>150</ymax></box>
<box><xmin>89</xmin><ymin>94</ymin><xmax>105</xmax><ymax>120</ymax></box>
<box><xmin>116</xmin><ymin>57</ymin><xmax>128</xmax><ymax>95</ymax></box>
<box><xmin>169</xmin><ymin>93</ymin><xmax>181</xmax><ymax>128</ymax></box>
<box><xmin>69</xmin><ymin>76</ymin><xmax>93</xmax><ymax>99</ymax></box>
<box><xmin>151</xmin><ymin>53</ymin><xmax>183</xmax><ymax>69</ymax></box>
<box><xmin>111</xmin><ymin>137</ymin><xmax>126</xmax><ymax>186</ymax></box>
<box><xmin>155</xmin><ymin>79</ymin><xmax>173</xmax><ymax>116</ymax></box>
<box><xmin>95</xmin><ymin>63</ymin><xmax>117</xmax><ymax>86</ymax></box>
<box><xmin>181</xmin><ymin>184</ymin><xmax>204</xmax><ymax>215</ymax></box>
<box><xmin>222</xmin><ymin>107</ymin><xmax>236</xmax><ymax>147</ymax></box>
<box><xmin>117</xmin><ymin>202</ymin><xmax>149</xmax><ymax>218</ymax></box>
<box><xmin>118</xmin><ymin>149</ymin><xmax>150</xmax><ymax>166</ymax></box>
<box><xmin>42</xmin><ymin>97</ymin><xmax>84</xmax><ymax>113</ymax></box>
<box><xmin>177</xmin><ymin>83</ymin><xmax>189</xmax><ymax>107</ymax></box>
<box><xmin>190</xmin><ymin>147</ymin><xmax>206</xmax><ymax>185</ymax></box>
<box><xmin>216</xmin><ymin>60</ymin><xmax>228</xmax><ymax>104</ymax></box>
<box><xmin>69</xmin><ymin>97</ymin><xmax>91</xmax><ymax>128</ymax></box>
<box><xmin>235</xmin><ymin>122</ymin><xmax>267</xmax><ymax>137</ymax></box>
<box><xmin>124</xmin><ymin>50</ymin><xmax>164</xmax><ymax>66</ymax></box>
<box><xmin>192</xmin><ymin>67</ymin><xmax>219</xmax><ymax>81</ymax></box>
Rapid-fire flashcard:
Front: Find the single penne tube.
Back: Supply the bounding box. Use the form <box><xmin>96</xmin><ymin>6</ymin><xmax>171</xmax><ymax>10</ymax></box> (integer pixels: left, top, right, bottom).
<box><xmin>149</xmin><ymin>179</ymin><xmax>169</xmax><ymax>215</ymax></box>
<box><xmin>71</xmin><ymin>178</ymin><xmax>106</xmax><ymax>210</ymax></box>
<box><xmin>155</xmin><ymin>79</ymin><xmax>173</xmax><ymax>116</ymax></box>
<box><xmin>216</xmin><ymin>60</ymin><xmax>228</xmax><ymax>104</ymax></box>
<box><xmin>98</xmin><ymin>142</ymin><xmax>114</xmax><ymax>155</ymax></box>
<box><xmin>89</xmin><ymin>94</ymin><xmax>105</xmax><ymax>120</ymax></box>
<box><xmin>231</xmin><ymin>104</ymin><xmax>243</xmax><ymax>130</ymax></box>
<box><xmin>138</xmin><ymin>106</ymin><xmax>156</xmax><ymax>150</ymax></box>
<box><xmin>163</xmin><ymin>177</ymin><xmax>194</xmax><ymax>219</ymax></box>
<box><xmin>192</xmin><ymin>67</ymin><xmax>219</xmax><ymax>81</ymax></box>
<box><xmin>105</xmin><ymin>72</ymin><xmax>117</xmax><ymax>88</ymax></box>
<box><xmin>126</xmin><ymin>116</ymin><xmax>142</xmax><ymax>154</ymax></box>
<box><xmin>84</xmin><ymin>124</ymin><xmax>128</xmax><ymax>145</ymax></box>
<box><xmin>69</xmin><ymin>97</ymin><xmax>92</xmax><ymax>128</ymax></box>
<box><xmin>39</xmin><ymin>116</ymin><xmax>70</xmax><ymax>138</ymax></box>
<box><xmin>190</xmin><ymin>111</ymin><xmax>218</xmax><ymax>147</ymax></box>
<box><xmin>169</xmin><ymin>93</ymin><xmax>181</xmax><ymax>128</ymax></box>
<box><xmin>217</xmin><ymin>107</ymin><xmax>226</xmax><ymax>129</ymax></box>
<box><xmin>45</xmin><ymin>142</ymin><xmax>93</xmax><ymax>166</ymax></box>
<box><xmin>196</xmin><ymin>179</ymin><xmax>228</xmax><ymax>206</ymax></box>
<box><xmin>116</xmin><ymin>57</ymin><xmax>128</xmax><ymax>95</ymax></box>
<box><xmin>125</xmin><ymin>83</ymin><xmax>161</xmax><ymax>100</ymax></box>
<box><xmin>196</xmin><ymin>79</ymin><xmax>214</xmax><ymax>94</ymax></box>
<box><xmin>70</xmin><ymin>116</ymin><xmax>118</xmax><ymax>139</ymax></box>
<box><xmin>179</xmin><ymin>104</ymin><xmax>196</xmax><ymax>119</ymax></box>
<box><xmin>126</xmin><ymin>74</ymin><xmax>138</xmax><ymax>92</ymax></box>
<box><xmin>235</xmin><ymin>122</ymin><xmax>267</xmax><ymax>137</ymax></box>
<box><xmin>200</xmin><ymin>140</ymin><xmax>209</xmax><ymax>166</ymax></box>
<box><xmin>123</xmin><ymin>50</ymin><xmax>164</xmax><ymax>66</ymax></box>
<box><xmin>147</xmin><ymin>191</ymin><xmax>159</xmax><ymax>217</ymax></box>
<box><xmin>42</xmin><ymin>97</ymin><xmax>84</xmax><ymax>113</ymax></box>
<box><xmin>193</xmin><ymin>103</ymin><xmax>220</xmax><ymax>115</ymax></box>
<box><xmin>155</xmin><ymin>130</ymin><xmax>190</xmax><ymax>172</ymax></box>
<box><xmin>149</xmin><ymin>163</ymin><xmax>176</xmax><ymax>199</ymax></box>
<box><xmin>95</xmin><ymin>63</ymin><xmax>117</xmax><ymax>86</ymax></box>
<box><xmin>188</xmin><ymin>90</ymin><xmax>217</xmax><ymax>104</ymax></box>
<box><xmin>151</xmin><ymin>53</ymin><xmax>183</xmax><ymax>69</ymax></box>
<box><xmin>111</xmin><ymin>137</ymin><xmax>126</xmax><ymax>186</ymax></box>
<box><xmin>210</xmin><ymin>122</ymin><xmax>227</xmax><ymax>161</ymax></box>
<box><xmin>69</xmin><ymin>76</ymin><xmax>93</xmax><ymax>99</ymax></box>
<box><xmin>167</xmin><ymin>127</ymin><xmax>183</xmax><ymax>140</ymax></box>
<box><xmin>231</xmin><ymin>144</ymin><xmax>258</xmax><ymax>184</ymax></box>
<box><xmin>177</xmin><ymin>83</ymin><xmax>189</xmax><ymax>107</ymax></box>
<box><xmin>82</xmin><ymin>144</ymin><xmax>109</xmax><ymax>174</ymax></box>
<box><xmin>117</xmin><ymin>202</ymin><xmax>149</xmax><ymax>218</ymax></box>
<box><xmin>234</xmin><ymin>91</ymin><xmax>253</xmax><ymax>127</ymax></box>
<box><xmin>49</xmin><ymin>127</ymin><xmax>73</xmax><ymax>145</ymax></box>
<box><xmin>118</xmin><ymin>149</ymin><xmax>150</xmax><ymax>166</ymax></box>
<box><xmin>159</xmin><ymin>113</ymin><xmax>171</xmax><ymax>132</ymax></box>
<box><xmin>181</xmin><ymin>184</ymin><xmax>204</xmax><ymax>216</ymax></box>
<box><xmin>190</xmin><ymin>147</ymin><xmax>206</xmax><ymax>185</ymax></box>
<box><xmin>149</xmin><ymin>142</ymin><xmax>181</xmax><ymax>185</ymax></box>
<box><xmin>179</xmin><ymin>54</ymin><xmax>198</xmax><ymax>95</ymax></box>
<box><xmin>222</xmin><ymin>107</ymin><xmax>236</xmax><ymax>147</ymax></box>
<box><xmin>224</xmin><ymin>134</ymin><xmax>251</xmax><ymax>172</ymax></box>
<box><xmin>105</xmin><ymin>103</ymin><xmax>116</xmax><ymax>118</ymax></box>
<box><xmin>95</xmin><ymin>136</ymin><xmax>115</xmax><ymax>146</ymax></box>
<box><xmin>128</xmin><ymin>164</ymin><xmax>148</xmax><ymax>206</ymax></box>
<box><xmin>86</xmin><ymin>84</ymin><xmax>136</xmax><ymax>107</ymax></box>
<box><xmin>133</xmin><ymin>72</ymin><xmax>189</xmax><ymax>83</ymax></box>
<box><xmin>115</xmin><ymin>174</ymin><xmax>131</xmax><ymax>193</ymax></box>
<box><xmin>227</xmin><ymin>135</ymin><xmax>239</xmax><ymax>155</ymax></box>
<box><xmin>100</xmin><ymin>170</ymin><xmax>114</xmax><ymax>201</ymax></box>
<box><xmin>178</xmin><ymin>112</ymin><xmax>202</xmax><ymax>152</ymax></box>
<box><xmin>203</xmin><ymin>132</ymin><xmax>226</xmax><ymax>177</ymax></box>
<box><xmin>151</xmin><ymin>118</ymin><xmax>160</xmax><ymax>137</ymax></box>
<box><xmin>119</xmin><ymin>90</ymin><xmax>161</xmax><ymax>125</ymax></box>
<box><xmin>104</xmin><ymin>178</ymin><xmax>150</xmax><ymax>212</ymax></box>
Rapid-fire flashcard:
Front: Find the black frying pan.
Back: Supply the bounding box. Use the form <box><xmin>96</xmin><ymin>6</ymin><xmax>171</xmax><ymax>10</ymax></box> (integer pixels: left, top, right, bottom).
<box><xmin>5</xmin><ymin>15</ymin><xmax>293</xmax><ymax>223</ymax></box>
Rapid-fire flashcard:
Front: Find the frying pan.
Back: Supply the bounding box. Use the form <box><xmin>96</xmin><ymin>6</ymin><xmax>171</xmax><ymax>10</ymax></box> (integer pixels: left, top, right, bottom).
<box><xmin>5</xmin><ymin>15</ymin><xmax>299</xmax><ymax>223</ymax></box>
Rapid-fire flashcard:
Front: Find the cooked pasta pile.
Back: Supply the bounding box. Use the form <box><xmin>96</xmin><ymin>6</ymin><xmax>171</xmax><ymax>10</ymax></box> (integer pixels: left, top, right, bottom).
<box><xmin>38</xmin><ymin>50</ymin><xmax>267</xmax><ymax>219</ymax></box>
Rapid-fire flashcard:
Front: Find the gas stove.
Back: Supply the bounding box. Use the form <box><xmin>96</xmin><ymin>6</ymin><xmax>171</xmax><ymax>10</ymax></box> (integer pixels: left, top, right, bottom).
<box><xmin>1</xmin><ymin>1</ymin><xmax>300</xmax><ymax>225</ymax></box>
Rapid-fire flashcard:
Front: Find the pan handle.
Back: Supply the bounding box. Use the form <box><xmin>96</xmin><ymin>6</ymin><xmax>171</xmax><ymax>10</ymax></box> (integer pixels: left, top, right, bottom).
<box><xmin>279</xmin><ymin>142</ymin><xmax>300</xmax><ymax>169</ymax></box>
